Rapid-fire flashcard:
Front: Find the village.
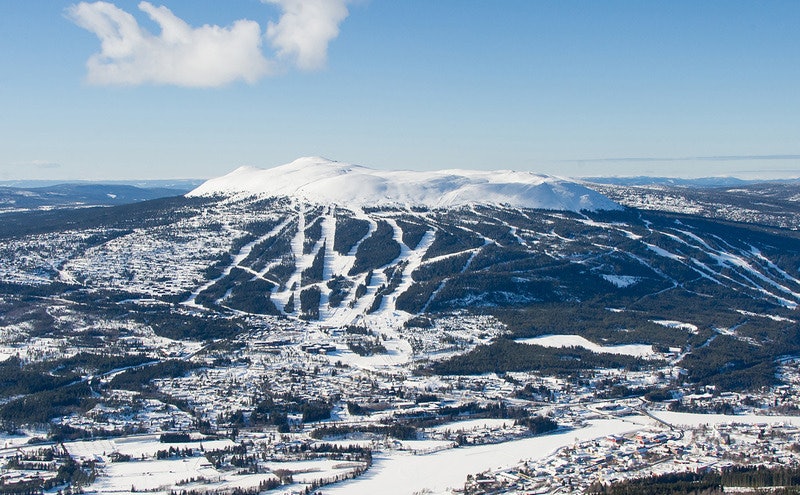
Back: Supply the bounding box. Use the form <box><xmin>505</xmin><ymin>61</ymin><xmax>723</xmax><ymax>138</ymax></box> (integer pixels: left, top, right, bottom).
<box><xmin>0</xmin><ymin>311</ymin><xmax>799</xmax><ymax>495</ymax></box>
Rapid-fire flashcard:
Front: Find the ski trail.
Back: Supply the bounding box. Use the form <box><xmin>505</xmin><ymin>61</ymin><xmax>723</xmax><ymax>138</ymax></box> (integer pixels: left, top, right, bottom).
<box><xmin>639</xmin><ymin>225</ymin><xmax>800</xmax><ymax>307</ymax></box>
<box><xmin>348</xmin><ymin>211</ymin><xmax>378</xmax><ymax>257</ymax></box>
<box><xmin>749</xmin><ymin>245</ymin><xmax>800</xmax><ymax>286</ymax></box>
<box><xmin>315</xmin><ymin>208</ymin><xmax>337</xmax><ymax>315</ymax></box>
<box><xmin>182</xmin><ymin>218</ymin><xmax>291</xmax><ymax>309</ymax></box>
<box><xmin>234</xmin><ymin>265</ymin><xmax>282</xmax><ymax>286</ymax></box>
<box><xmin>461</xmin><ymin>239</ymin><xmax>489</xmax><ymax>273</ymax></box>
<box><xmin>672</xmin><ymin>228</ymin><xmax>713</xmax><ymax>250</ymax></box>
<box><xmin>420</xmin><ymin>279</ymin><xmax>448</xmax><ymax>314</ymax></box>
<box><xmin>319</xmin><ymin>209</ymin><xmax>378</xmax><ymax>325</ymax></box>
<box><xmin>275</xmin><ymin>204</ymin><xmax>343</xmax><ymax>316</ymax></box>
<box><xmin>420</xmin><ymin>238</ymin><xmax>488</xmax><ymax>313</ymax></box>
<box><xmin>375</xmin><ymin>219</ymin><xmax>436</xmax><ymax>314</ymax></box>
<box><xmin>272</xmin><ymin>203</ymin><xmax>308</xmax><ymax>313</ymax></box>
<box><xmin>697</xmin><ymin>236</ymin><xmax>800</xmax><ymax>306</ymax></box>
<box><xmin>253</xmin><ymin>217</ymin><xmax>295</xmax><ymax>278</ymax></box>
<box><xmin>508</xmin><ymin>226</ymin><xmax>527</xmax><ymax>246</ymax></box>
<box><xmin>326</xmin><ymin>209</ymin><xmax>378</xmax><ymax>280</ymax></box>
<box><xmin>320</xmin><ymin>208</ymin><xmax>336</xmax><ymax>281</ymax></box>
<box><xmin>419</xmin><ymin>248</ymin><xmax>482</xmax><ymax>267</ymax></box>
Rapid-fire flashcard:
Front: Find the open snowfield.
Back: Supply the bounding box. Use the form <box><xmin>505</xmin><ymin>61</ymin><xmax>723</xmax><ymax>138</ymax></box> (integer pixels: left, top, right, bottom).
<box><xmin>91</xmin><ymin>456</ymin><xmax>221</xmax><ymax>493</ymax></box>
<box><xmin>516</xmin><ymin>335</ymin><xmax>656</xmax><ymax>358</ymax></box>
<box><xmin>651</xmin><ymin>320</ymin><xmax>699</xmax><ymax>333</ymax></box>
<box><xmin>0</xmin><ymin>432</ymin><xmax>40</xmax><ymax>450</ymax></box>
<box><xmin>650</xmin><ymin>411</ymin><xmax>800</xmax><ymax>428</ymax></box>
<box><xmin>64</xmin><ymin>435</ymin><xmax>236</xmax><ymax>461</ymax></box>
<box><xmin>79</xmin><ymin>441</ymin><xmax>367</xmax><ymax>494</ymax></box>
<box><xmin>430</xmin><ymin>418</ymin><xmax>514</xmax><ymax>433</ymax></box>
<box><xmin>324</xmin><ymin>418</ymin><xmax>641</xmax><ymax>495</ymax></box>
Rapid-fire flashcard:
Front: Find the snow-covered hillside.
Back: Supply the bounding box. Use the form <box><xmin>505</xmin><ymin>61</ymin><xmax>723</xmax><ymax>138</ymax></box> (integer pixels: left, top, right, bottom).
<box><xmin>188</xmin><ymin>157</ymin><xmax>620</xmax><ymax>212</ymax></box>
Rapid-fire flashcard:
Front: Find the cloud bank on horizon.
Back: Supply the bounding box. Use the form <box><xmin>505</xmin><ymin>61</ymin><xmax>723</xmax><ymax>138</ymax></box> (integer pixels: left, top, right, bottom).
<box><xmin>66</xmin><ymin>0</ymin><xmax>351</xmax><ymax>87</ymax></box>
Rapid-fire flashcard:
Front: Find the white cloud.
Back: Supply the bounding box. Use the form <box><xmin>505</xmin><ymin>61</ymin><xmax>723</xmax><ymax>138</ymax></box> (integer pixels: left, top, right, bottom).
<box><xmin>264</xmin><ymin>0</ymin><xmax>350</xmax><ymax>71</ymax></box>
<box><xmin>67</xmin><ymin>1</ymin><xmax>352</xmax><ymax>88</ymax></box>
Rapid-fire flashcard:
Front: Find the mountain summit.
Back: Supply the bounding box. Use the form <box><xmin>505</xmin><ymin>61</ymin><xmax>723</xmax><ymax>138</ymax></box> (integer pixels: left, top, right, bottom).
<box><xmin>188</xmin><ymin>157</ymin><xmax>619</xmax><ymax>211</ymax></box>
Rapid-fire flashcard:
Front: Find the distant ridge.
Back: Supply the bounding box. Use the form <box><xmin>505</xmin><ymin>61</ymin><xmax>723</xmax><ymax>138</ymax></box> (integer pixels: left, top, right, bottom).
<box><xmin>188</xmin><ymin>157</ymin><xmax>620</xmax><ymax>212</ymax></box>
<box><xmin>0</xmin><ymin>183</ymin><xmax>197</xmax><ymax>211</ymax></box>
<box><xmin>581</xmin><ymin>176</ymin><xmax>795</xmax><ymax>188</ymax></box>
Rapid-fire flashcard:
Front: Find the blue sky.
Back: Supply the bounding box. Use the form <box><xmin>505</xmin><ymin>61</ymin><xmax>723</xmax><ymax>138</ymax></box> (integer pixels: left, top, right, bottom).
<box><xmin>1</xmin><ymin>1</ymin><xmax>799</xmax><ymax>180</ymax></box>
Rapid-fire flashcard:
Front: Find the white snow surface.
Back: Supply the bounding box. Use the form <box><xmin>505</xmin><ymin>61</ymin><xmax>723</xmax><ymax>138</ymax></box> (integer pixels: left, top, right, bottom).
<box><xmin>602</xmin><ymin>274</ymin><xmax>641</xmax><ymax>288</ymax></box>
<box><xmin>188</xmin><ymin>157</ymin><xmax>620</xmax><ymax>212</ymax></box>
<box><xmin>650</xmin><ymin>411</ymin><xmax>800</xmax><ymax>428</ymax></box>
<box><xmin>517</xmin><ymin>335</ymin><xmax>656</xmax><ymax>358</ymax></box>
<box><xmin>652</xmin><ymin>319</ymin><xmax>699</xmax><ymax>333</ymax></box>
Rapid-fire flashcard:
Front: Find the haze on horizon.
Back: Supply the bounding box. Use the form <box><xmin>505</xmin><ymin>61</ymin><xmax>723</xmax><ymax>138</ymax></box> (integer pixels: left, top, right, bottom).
<box><xmin>1</xmin><ymin>1</ymin><xmax>798</xmax><ymax>182</ymax></box>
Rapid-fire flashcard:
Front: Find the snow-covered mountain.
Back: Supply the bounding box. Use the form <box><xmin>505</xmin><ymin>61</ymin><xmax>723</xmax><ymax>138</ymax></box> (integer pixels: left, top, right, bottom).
<box><xmin>188</xmin><ymin>157</ymin><xmax>620</xmax><ymax>212</ymax></box>
<box><xmin>4</xmin><ymin>169</ymin><xmax>800</xmax><ymax>393</ymax></box>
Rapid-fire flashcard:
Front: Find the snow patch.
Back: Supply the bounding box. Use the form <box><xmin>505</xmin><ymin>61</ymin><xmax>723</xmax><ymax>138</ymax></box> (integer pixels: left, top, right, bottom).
<box><xmin>652</xmin><ymin>320</ymin><xmax>699</xmax><ymax>333</ymax></box>
<box><xmin>516</xmin><ymin>334</ymin><xmax>656</xmax><ymax>358</ymax></box>
<box><xmin>601</xmin><ymin>274</ymin><xmax>640</xmax><ymax>288</ymax></box>
<box><xmin>736</xmin><ymin>309</ymin><xmax>796</xmax><ymax>323</ymax></box>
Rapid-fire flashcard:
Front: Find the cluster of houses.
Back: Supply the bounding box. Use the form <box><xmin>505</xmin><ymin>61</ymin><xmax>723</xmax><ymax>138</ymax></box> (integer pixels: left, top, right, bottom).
<box><xmin>463</xmin><ymin>420</ymin><xmax>800</xmax><ymax>494</ymax></box>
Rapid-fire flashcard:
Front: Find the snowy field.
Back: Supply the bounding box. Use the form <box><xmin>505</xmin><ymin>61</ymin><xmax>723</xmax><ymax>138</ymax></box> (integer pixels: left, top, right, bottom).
<box><xmin>651</xmin><ymin>320</ymin><xmax>699</xmax><ymax>333</ymax></box>
<box><xmin>91</xmin><ymin>456</ymin><xmax>223</xmax><ymax>493</ymax></box>
<box><xmin>651</xmin><ymin>411</ymin><xmax>800</xmax><ymax>428</ymax></box>
<box><xmin>72</xmin><ymin>436</ymin><xmax>368</xmax><ymax>494</ymax></box>
<box><xmin>64</xmin><ymin>435</ymin><xmax>237</xmax><ymax>460</ymax></box>
<box><xmin>516</xmin><ymin>335</ymin><xmax>656</xmax><ymax>358</ymax></box>
<box><xmin>430</xmin><ymin>418</ymin><xmax>514</xmax><ymax>433</ymax></box>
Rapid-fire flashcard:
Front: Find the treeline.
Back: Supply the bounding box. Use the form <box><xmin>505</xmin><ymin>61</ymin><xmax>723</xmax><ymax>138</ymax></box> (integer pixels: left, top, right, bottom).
<box><xmin>227</xmin><ymin>394</ymin><xmax>335</xmax><ymax>431</ymax></box>
<box><xmin>0</xmin><ymin>357</ymin><xmax>201</xmax><ymax>427</ymax></box>
<box><xmin>411</xmin><ymin>252</ymin><xmax>471</xmax><ymax>283</ymax></box>
<box><xmin>349</xmin><ymin>221</ymin><xmax>400</xmax><ymax>275</ymax></box>
<box><xmin>0</xmin><ymin>382</ymin><xmax>94</xmax><ymax>427</ymax></box>
<box><xmin>588</xmin><ymin>465</ymin><xmax>800</xmax><ymax>494</ymax></box>
<box><xmin>489</xmin><ymin>297</ymin><xmax>800</xmax><ymax>391</ymax></box>
<box><xmin>422</xmin><ymin>223</ymin><xmax>484</xmax><ymax>260</ymax></box>
<box><xmin>333</xmin><ymin>215</ymin><xmax>370</xmax><ymax>255</ymax></box>
<box><xmin>108</xmin><ymin>359</ymin><xmax>200</xmax><ymax>392</ymax></box>
<box><xmin>299</xmin><ymin>286</ymin><xmax>321</xmax><ymax>320</ymax></box>
<box><xmin>132</xmin><ymin>310</ymin><xmax>246</xmax><ymax>341</ymax></box>
<box><xmin>428</xmin><ymin>338</ymin><xmax>653</xmax><ymax>376</ymax></box>
<box><xmin>0</xmin><ymin>195</ymin><xmax>205</xmax><ymax>239</ymax></box>
<box><xmin>326</xmin><ymin>275</ymin><xmax>352</xmax><ymax>308</ymax></box>
<box><xmin>303</xmin><ymin>214</ymin><xmax>324</xmax><ymax>254</ymax></box>
<box><xmin>224</xmin><ymin>276</ymin><xmax>279</xmax><ymax>315</ymax></box>
<box><xmin>347</xmin><ymin>338</ymin><xmax>387</xmax><ymax>356</ymax></box>
<box><xmin>0</xmin><ymin>352</ymin><xmax>157</xmax><ymax>426</ymax></box>
<box><xmin>0</xmin><ymin>457</ymin><xmax>97</xmax><ymax>495</ymax></box>
<box><xmin>310</xmin><ymin>423</ymin><xmax>418</xmax><ymax>441</ymax></box>
<box><xmin>0</xmin><ymin>357</ymin><xmax>79</xmax><ymax>397</ymax></box>
<box><xmin>515</xmin><ymin>415</ymin><xmax>558</xmax><ymax>435</ymax></box>
<box><xmin>679</xmin><ymin>334</ymin><xmax>784</xmax><ymax>391</ymax></box>
<box><xmin>195</xmin><ymin>265</ymin><xmax>280</xmax><ymax>316</ymax></box>
<box><xmin>395</xmin><ymin>217</ymin><xmax>430</xmax><ymax>249</ymax></box>
<box><xmin>244</xmin><ymin>222</ymin><xmax>293</xmax><ymax>273</ymax></box>
<box><xmin>494</xmin><ymin>303</ymin><xmax>698</xmax><ymax>348</ymax></box>
<box><xmin>301</xmin><ymin>243</ymin><xmax>326</xmax><ymax>284</ymax></box>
